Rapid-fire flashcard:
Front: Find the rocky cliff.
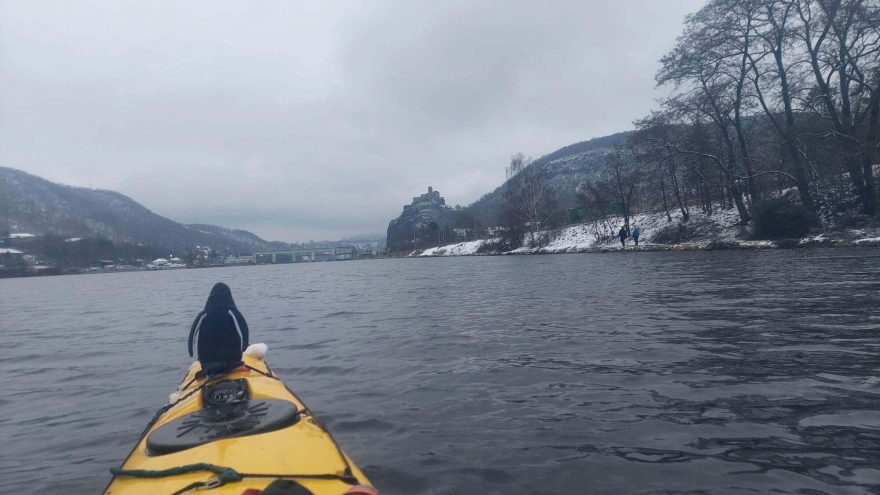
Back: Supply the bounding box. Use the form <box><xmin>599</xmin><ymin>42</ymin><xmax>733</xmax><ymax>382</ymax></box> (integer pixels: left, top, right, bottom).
<box><xmin>386</xmin><ymin>187</ymin><xmax>457</xmax><ymax>253</ymax></box>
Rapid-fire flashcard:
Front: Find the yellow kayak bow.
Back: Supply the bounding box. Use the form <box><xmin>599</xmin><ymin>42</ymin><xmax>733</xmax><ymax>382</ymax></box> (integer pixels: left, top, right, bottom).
<box><xmin>104</xmin><ymin>354</ymin><xmax>372</xmax><ymax>495</ymax></box>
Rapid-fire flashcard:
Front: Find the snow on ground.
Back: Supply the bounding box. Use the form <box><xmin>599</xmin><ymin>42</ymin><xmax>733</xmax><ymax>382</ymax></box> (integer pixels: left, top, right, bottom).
<box><xmin>419</xmin><ymin>239</ymin><xmax>489</xmax><ymax>256</ymax></box>
<box><xmin>534</xmin><ymin>208</ymin><xmax>751</xmax><ymax>253</ymax></box>
<box><xmin>854</xmin><ymin>237</ymin><xmax>880</xmax><ymax>246</ymax></box>
<box><xmin>417</xmin><ymin>206</ymin><xmax>878</xmax><ymax>257</ymax></box>
<box><xmin>419</xmin><ymin>208</ymin><xmax>745</xmax><ymax>256</ymax></box>
<box><xmin>535</xmin><ymin>209</ymin><xmax>734</xmax><ymax>253</ymax></box>
<box><xmin>802</xmin><ymin>233</ymin><xmax>828</xmax><ymax>244</ymax></box>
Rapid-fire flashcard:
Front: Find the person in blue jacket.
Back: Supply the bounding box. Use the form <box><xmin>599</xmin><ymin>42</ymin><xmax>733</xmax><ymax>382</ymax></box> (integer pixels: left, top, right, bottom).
<box><xmin>187</xmin><ymin>282</ymin><xmax>250</xmax><ymax>377</ymax></box>
<box><xmin>632</xmin><ymin>225</ymin><xmax>641</xmax><ymax>246</ymax></box>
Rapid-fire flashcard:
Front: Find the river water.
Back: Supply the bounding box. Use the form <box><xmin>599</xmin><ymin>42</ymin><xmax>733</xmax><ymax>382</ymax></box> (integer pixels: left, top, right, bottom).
<box><xmin>1</xmin><ymin>249</ymin><xmax>879</xmax><ymax>494</ymax></box>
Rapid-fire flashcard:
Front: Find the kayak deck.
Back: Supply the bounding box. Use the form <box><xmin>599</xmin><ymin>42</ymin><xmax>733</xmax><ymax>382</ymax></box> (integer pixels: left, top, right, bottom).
<box><xmin>104</xmin><ymin>355</ymin><xmax>370</xmax><ymax>494</ymax></box>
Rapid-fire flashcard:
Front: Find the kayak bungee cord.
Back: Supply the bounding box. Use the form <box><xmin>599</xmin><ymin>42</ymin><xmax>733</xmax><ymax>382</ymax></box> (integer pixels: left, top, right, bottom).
<box><xmin>244</xmin><ymin>360</ymin><xmax>359</xmax><ymax>485</ymax></box>
<box><xmin>110</xmin><ymin>464</ymin><xmax>241</xmax><ymax>495</ymax></box>
<box><xmin>244</xmin><ymin>363</ymin><xmax>275</xmax><ymax>378</ymax></box>
<box><xmin>110</xmin><ymin>463</ymin><xmax>359</xmax><ymax>495</ymax></box>
<box><xmin>109</xmin><ymin>366</ymin><xmax>361</xmax><ymax>492</ymax></box>
<box><xmin>139</xmin><ymin>385</ymin><xmax>200</xmax><ymax>437</ymax></box>
<box><xmin>219</xmin><ymin>361</ymin><xmax>358</xmax><ymax>483</ymax></box>
<box><xmin>140</xmin><ymin>366</ymin><xmax>259</xmax><ymax>438</ymax></box>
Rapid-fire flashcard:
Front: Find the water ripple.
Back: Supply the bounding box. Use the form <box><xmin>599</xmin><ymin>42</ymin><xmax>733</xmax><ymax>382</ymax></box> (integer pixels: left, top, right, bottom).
<box><xmin>1</xmin><ymin>250</ymin><xmax>879</xmax><ymax>494</ymax></box>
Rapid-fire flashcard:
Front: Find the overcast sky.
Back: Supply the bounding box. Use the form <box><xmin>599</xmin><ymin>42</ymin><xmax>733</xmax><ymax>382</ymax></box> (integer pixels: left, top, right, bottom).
<box><xmin>0</xmin><ymin>0</ymin><xmax>702</xmax><ymax>242</ymax></box>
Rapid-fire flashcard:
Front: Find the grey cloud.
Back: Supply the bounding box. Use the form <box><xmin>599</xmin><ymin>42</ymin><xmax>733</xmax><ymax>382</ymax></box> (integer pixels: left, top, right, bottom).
<box><xmin>0</xmin><ymin>0</ymin><xmax>702</xmax><ymax>242</ymax></box>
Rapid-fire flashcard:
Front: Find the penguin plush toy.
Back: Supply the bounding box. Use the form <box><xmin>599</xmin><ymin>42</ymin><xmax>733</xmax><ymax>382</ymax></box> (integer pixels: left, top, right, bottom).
<box><xmin>188</xmin><ymin>282</ymin><xmax>250</xmax><ymax>377</ymax></box>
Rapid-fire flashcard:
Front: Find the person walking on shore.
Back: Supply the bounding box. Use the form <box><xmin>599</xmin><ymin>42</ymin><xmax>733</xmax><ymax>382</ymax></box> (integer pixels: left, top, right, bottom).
<box><xmin>618</xmin><ymin>226</ymin><xmax>627</xmax><ymax>247</ymax></box>
<box><xmin>632</xmin><ymin>226</ymin><xmax>641</xmax><ymax>247</ymax></box>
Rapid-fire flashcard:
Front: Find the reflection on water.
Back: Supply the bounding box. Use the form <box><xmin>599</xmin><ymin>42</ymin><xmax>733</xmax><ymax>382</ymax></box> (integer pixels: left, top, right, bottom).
<box><xmin>1</xmin><ymin>249</ymin><xmax>879</xmax><ymax>494</ymax></box>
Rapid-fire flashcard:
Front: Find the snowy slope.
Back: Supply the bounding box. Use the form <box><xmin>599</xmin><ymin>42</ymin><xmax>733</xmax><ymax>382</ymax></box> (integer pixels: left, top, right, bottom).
<box><xmin>417</xmin><ymin>205</ymin><xmax>880</xmax><ymax>257</ymax></box>
<box><xmin>420</xmin><ymin>240</ymin><xmax>489</xmax><ymax>256</ymax></box>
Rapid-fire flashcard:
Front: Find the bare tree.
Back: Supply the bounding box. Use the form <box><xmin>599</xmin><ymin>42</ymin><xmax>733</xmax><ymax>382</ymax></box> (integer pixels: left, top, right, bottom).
<box><xmin>601</xmin><ymin>148</ymin><xmax>642</xmax><ymax>233</ymax></box>
<box><xmin>746</xmin><ymin>0</ymin><xmax>818</xmax><ymax>210</ymax></box>
<box><xmin>631</xmin><ymin>116</ymin><xmax>694</xmax><ymax>221</ymax></box>
<box><xmin>657</xmin><ymin>10</ymin><xmax>754</xmax><ymax>222</ymax></box>
<box><xmin>501</xmin><ymin>173</ymin><xmax>556</xmax><ymax>247</ymax></box>
<box><xmin>578</xmin><ymin>180</ymin><xmax>616</xmax><ymax>241</ymax></box>
<box><xmin>506</xmin><ymin>153</ymin><xmax>532</xmax><ymax>180</ymax></box>
<box><xmin>796</xmin><ymin>0</ymin><xmax>879</xmax><ymax>215</ymax></box>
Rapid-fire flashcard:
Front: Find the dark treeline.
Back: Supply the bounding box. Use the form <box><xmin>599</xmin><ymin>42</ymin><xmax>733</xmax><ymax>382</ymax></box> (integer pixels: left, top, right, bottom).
<box><xmin>457</xmin><ymin>0</ymin><xmax>878</xmax><ymax>250</ymax></box>
<box><xmin>5</xmin><ymin>235</ymin><xmax>225</xmax><ymax>268</ymax></box>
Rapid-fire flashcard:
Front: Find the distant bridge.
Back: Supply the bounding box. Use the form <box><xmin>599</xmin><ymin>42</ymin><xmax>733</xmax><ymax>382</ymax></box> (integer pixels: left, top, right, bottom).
<box><xmin>252</xmin><ymin>246</ymin><xmax>357</xmax><ymax>264</ymax></box>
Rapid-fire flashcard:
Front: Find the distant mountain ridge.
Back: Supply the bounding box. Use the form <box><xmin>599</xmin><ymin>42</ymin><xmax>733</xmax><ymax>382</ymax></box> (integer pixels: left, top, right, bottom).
<box><xmin>465</xmin><ymin>131</ymin><xmax>632</xmax><ymax>220</ymax></box>
<box><xmin>0</xmin><ymin>166</ymin><xmax>284</xmax><ymax>253</ymax></box>
<box><xmin>185</xmin><ymin>223</ymin><xmax>289</xmax><ymax>251</ymax></box>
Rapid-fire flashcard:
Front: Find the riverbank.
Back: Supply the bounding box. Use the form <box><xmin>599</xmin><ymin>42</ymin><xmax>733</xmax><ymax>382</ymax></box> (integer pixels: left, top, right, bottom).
<box><xmin>0</xmin><ymin>258</ymin><xmax>373</xmax><ymax>279</ymax></box>
<box><xmin>417</xmin><ymin>207</ymin><xmax>880</xmax><ymax>257</ymax></box>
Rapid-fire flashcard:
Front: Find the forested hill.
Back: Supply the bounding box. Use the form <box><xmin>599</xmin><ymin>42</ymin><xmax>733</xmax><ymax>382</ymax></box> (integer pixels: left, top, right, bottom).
<box><xmin>0</xmin><ymin>166</ymin><xmax>283</xmax><ymax>253</ymax></box>
<box><xmin>465</xmin><ymin>131</ymin><xmax>631</xmax><ymax>221</ymax></box>
<box><xmin>185</xmin><ymin>224</ymin><xmax>288</xmax><ymax>251</ymax></box>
